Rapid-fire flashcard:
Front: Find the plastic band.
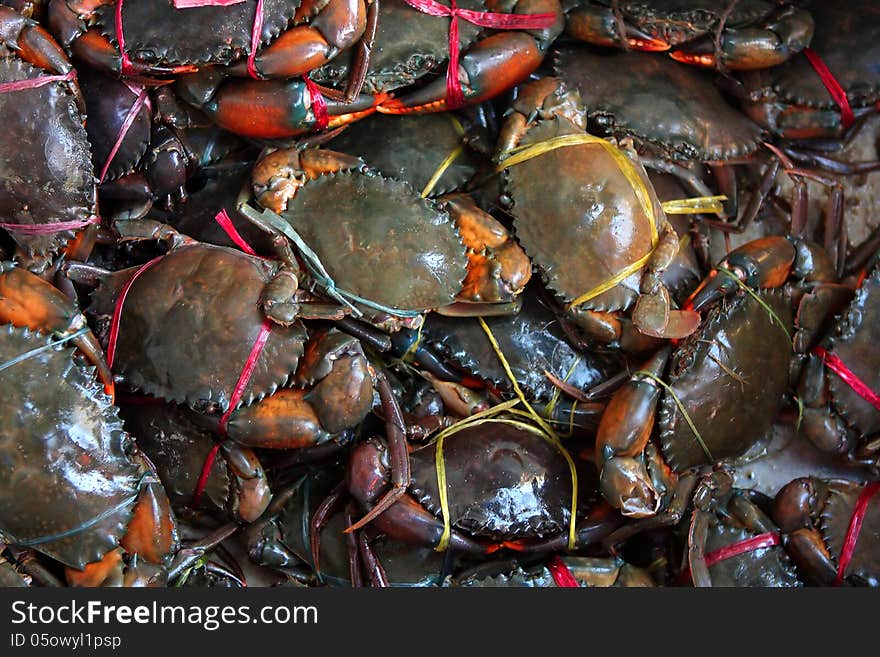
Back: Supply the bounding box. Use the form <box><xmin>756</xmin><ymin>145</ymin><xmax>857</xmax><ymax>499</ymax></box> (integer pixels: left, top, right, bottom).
<box><xmin>0</xmin><ymin>68</ymin><xmax>76</xmax><ymax>93</ymax></box>
<box><xmin>99</xmin><ymin>85</ymin><xmax>149</xmax><ymax>183</ymax></box>
<box><xmin>402</xmin><ymin>0</ymin><xmax>556</xmax><ymax>109</ymax></box>
<box><xmin>547</xmin><ymin>556</ymin><xmax>579</xmax><ymax>587</ymax></box>
<box><xmin>214</xmin><ymin>209</ymin><xmax>258</xmax><ymax>256</ymax></box>
<box><xmin>217</xmin><ymin>317</ymin><xmax>273</xmax><ymax>434</ymax></box>
<box><xmin>0</xmin><ymin>327</ymin><xmax>90</xmax><ymax>373</ymax></box>
<box><xmin>0</xmin><ymin>215</ymin><xmax>100</xmax><ymax>236</ymax></box>
<box><xmin>246</xmin><ymin>0</ymin><xmax>265</xmax><ymax>80</ymax></box>
<box><xmin>813</xmin><ymin>346</ymin><xmax>880</xmax><ymax>412</ymax></box>
<box><xmin>106</xmin><ymin>255</ymin><xmax>165</xmax><ymax>368</ymax></box>
<box><xmin>303</xmin><ymin>76</ymin><xmax>329</xmax><ymax>131</ymax></box>
<box><xmin>421</xmin><ymin>145</ymin><xmax>464</xmax><ymax>198</ymax></box>
<box><xmin>661</xmin><ymin>195</ymin><xmax>727</xmax><ymax>216</ymax></box>
<box><xmin>173</xmin><ymin>0</ymin><xmax>245</xmax><ymax>6</ymax></box>
<box><xmin>835</xmin><ymin>481</ymin><xmax>880</xmax><ymax>585</ymax></box>
<box><xmin>115</xmin><ymin>0</ymin><xmax>136</xmax><ymax>76</ymax></box>
<box><xmin>803</xmin><ymin>47</ymin><xmax>855</xmax><ymax>130</ymax></box>
<box><xmin>191</xmin><ymin>441</ymin><xmax>223</xmax><ymax>505</ymax></box>
<box><xmin>677</xmin><ymin>531</ymin><xmax>781</xmax><ymax>585</ymax></box>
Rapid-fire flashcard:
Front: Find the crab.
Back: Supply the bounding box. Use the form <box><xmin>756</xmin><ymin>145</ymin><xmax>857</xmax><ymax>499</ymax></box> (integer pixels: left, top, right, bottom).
<box><xmin>772</xmin><ymin>477</ymin><xmax>880</xmax><ymax>586</ymax></box>
<box><xmin>797</xmin><ymin>258</ymin><xmax>880</xmax><ymax>468</ymax></box>
<box><xmin>312</xmin><ymin>372</ymin><xmax>624</xmax><ymax>559</ymax></box>
<box><xmin>308</xmin><ymin>0</ymin><xmax>564</xmax><ymax>114</ymax></box>
<box><xmin>0</xmin><ymin>6</ymin><xmax>98</xmax><ymax>270</ymax></box>
<box><xmin>67</xmin><ymin>228</ymin><xmax>375</xmax><ymax>460</ymax></box>
<box><xmin>495</xmin><ymin>77</ymin><xmax>702</xmax><ymax>346</ymax></box>
<box><xmin>448</xmin><ymin>555</ymin><xmax>655</xmax><ymax>586</ymax></box>
<box><xmin>242</xmin><ymin>144</ymin><xmax>531</xmax><ymax>331</ymax></box>
<box><xmin>564</xmin><ymin>0</ymin><xmax>813</xmax><ymax>71</ymax></box>
<box><xmin>739</xmin><ymin>0</ymin><xmax>880</xmax><ymax>140</ymax></box>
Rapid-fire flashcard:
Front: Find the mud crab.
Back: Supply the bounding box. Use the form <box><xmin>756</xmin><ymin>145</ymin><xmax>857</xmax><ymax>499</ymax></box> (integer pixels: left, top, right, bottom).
<box><xmin>564</xmin><ymin>0</ymin><xmax>813</xmax><ymax>70</ymax></box>
<box><xmin>0</xmin><ymin>6</ymin><xmax>97</xmax><ymax>269</ymax></box>
<box><xmin>740</xmin><ymin>0</ymin><xmax>880</xmax><ymax>140</ymax></box>
<box><xmin>496</xmin><ymin>77</ymin><xmax>701</xmax><ymax>345</ymax></box>
<box><xmin>449</xmin><ymin>555</ymin><xmax>654</xmax><ymax>586</ymax></box>
<box><xmin>242</xmin><ymin>144</ymin><xmax>530</xmax><ymax>330</ymax></box>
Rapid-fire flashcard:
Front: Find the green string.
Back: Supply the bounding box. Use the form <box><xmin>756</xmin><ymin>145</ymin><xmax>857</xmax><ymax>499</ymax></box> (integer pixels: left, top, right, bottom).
<box><xmin>0</xmin><ymin>327</ymin><xmax>90</xmax><ymax>373</ymax></box>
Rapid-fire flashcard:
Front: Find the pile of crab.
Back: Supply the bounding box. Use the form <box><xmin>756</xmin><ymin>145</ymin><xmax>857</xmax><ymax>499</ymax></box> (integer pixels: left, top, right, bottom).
<box><xmin>0</xmin><ymin>0</ymin><xmax>879</xmax><ymax>587</ymax></box>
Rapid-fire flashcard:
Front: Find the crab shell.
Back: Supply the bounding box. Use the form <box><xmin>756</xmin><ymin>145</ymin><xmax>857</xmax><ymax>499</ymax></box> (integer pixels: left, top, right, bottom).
<box><xmin>0</xmin><ymin>325</ymin><xmax>142</xmax><ymax>570</ymax></box>
<box><xmin>702</xmin><ymin>525</ymin><xmax>800</xmax><ymax>587</ymax></box>
<box><xmin>277</xmin><ymin>170</ymin><xmax>469</xmax><ymax>313</ymax></box>
<box><xmin>90</xmin><ymin>244</ymin><xmax>306</xmax><ymax>413</ymax></box>
<box><xmin>658</xmin><ymin>289</ymin><xmax>794</xmax><ymax>471</ymax></box>
<box><xmin>554</xmin><ymin>45</ymin><xmax>764</xmax><ymax>161</ymax></box>
<box><xmin>0</xmin><ymin>56</ymin><xmax>95</xmax><ymax>259</ymax></box>
<box><xmin>503</xmin><ymin>116</ymin><xmax>659</xmax><ymax>313</ymax></box>
<box><xmin>312</xmin><ymin>0</ymin><xmax>484</xmax><ymax>94</ymax></box>
<box><xmin>327</xmin><ymin>113</ymin><xmax>483</xmax><ymax>197</ymax></box>
<box><xmin>421</xmin><ymin>284</ymin><xmax>617</xmax><ymax>401</ymax></box>
<box><xmin>93</xmin><ymin>0</ymin><xmax>299</xmax><ymax>69</ymax></box>
<box><xmin>820</xmin><ymin>264</ymin><xmax>880</xmax><ymax>440</ymax></box>
<box><xmin>817</xmin><ymin>480</ymin><xmax>880</xmax><ymax>586</ymax></box>
<box><xmin>740</xmin><ymin>0</ymin><xmax>880</xmax><ymax>139</ymax></box>
<box><xmin>407</xmin><ymin>422</ymin><xmax>594</xmax><ymax>540</ymax></box>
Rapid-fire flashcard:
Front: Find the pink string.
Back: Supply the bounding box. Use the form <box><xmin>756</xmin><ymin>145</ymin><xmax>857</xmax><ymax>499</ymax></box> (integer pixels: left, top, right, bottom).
<box><xmin>834</xmin><ymin>481</ymin><xmax>880</xmax><ymax>586</ymax></box>
<box><xmin>213</xmin><ymin>209</ymin><xmax>258</xmax><ymax>256</ymax></box>
<box><xmin>106</xmin><ymin>255</ymin><xmax>164</xmax><ymax>368</ymax></box>
<box><xmin>402</xmin><ymin>0</ymin><xmax>556</xmax><ymax>109</ymax></box>
<box><xmin>547</xmin><ymin>556</ymin><xmax>579</xmax><ymax>587</ymax></box>
<box><xmin>302</xmin><ymin>76</ymin><xmax>329</xmax><ymax>130</ymax></box>
<box><xmin>0</xmin><ymin>215</ymin><xmax>100</xmax><ymax>236</ymax></box>
<box><xmin>246</xmin><ymin>0</ymin><xmax>265</xmax><ymax>80</ymax></box>
<box><xmin>173</xmin><ymin>0</ymin><xmax>245</xmax><ymax>7</ymax></box>
<box><xmin>803</xmin><ymin>47</ymin><xmax>855</xmax><ymax>130</ymax></box>
<box><xmin>98</xmin><ymin>85</ymin><xmax>149</xmax><ymax>183</ymax></box>
<box><xmin>0</xmin><ymin>69</ymin><xmax>76</xmax><ymax>94</ymax></box>
<box><xmin>813</xmin><ymin>347</ymin><xmax>880</xmax><ymax>412</ymax></box>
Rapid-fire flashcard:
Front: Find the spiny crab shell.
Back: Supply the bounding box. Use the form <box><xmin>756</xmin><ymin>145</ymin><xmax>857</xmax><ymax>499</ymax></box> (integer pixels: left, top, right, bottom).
<box><xmin>406</xmin><ymin>422</ymin><xmax>591</xmax><ymax>540</ymax></box>
<box><xmin>503</xmin><ymin>116</ymin><xmax>658</xmax><ymax>313</ymax></box>
<box><xmin>90</xmin><ymin>244</ymin><xmax>307</xmax><ymax>413</ymax></box>
<box><xmin>274</xmin><ymin>170</ymin><xmax>469</xmax><ymax>313</ymax></box>
<box><xmin>0</xmin><ymin>325</ymin><xmax>142</xmax><ymax>570</ymax></box>
<box><xmin>817</xmin><ymin>480</ymin><xmax>880</xmax><ymax>586</ymax></box>
<box><xmin>658</xmin><ymin>289</ymin><xmax>794</xmax><ymax>471</ymax></box>
<box><xmin>0</xmin><ymin>55</ymin><xmax>95</xmax><ymax>259</ymax></box>
<box><xmin>702</xmin><ymin>524</ymin><xmax>800</xmax><ymax>587</ymax></box>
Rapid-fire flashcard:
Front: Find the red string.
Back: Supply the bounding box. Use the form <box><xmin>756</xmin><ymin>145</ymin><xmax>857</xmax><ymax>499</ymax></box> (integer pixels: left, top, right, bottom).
<box><xmin>677</xmin><ymin>531</ymin><xmax>781</xmax><ymax>585</ymax></box>
<box><xmin>98</xmin><ymin>85</ymin><xmax>149</xmax><ymax>183</ymax></box>
<box><xmin>803</xmin><ymin>47</ymin><xmax>855</xmax><ymax>130</ymax></box>
<box><xmin>813</xmin><ymin>347</ymin><xmax>880</xmax><ymax>412</ymax></box>
<box><xmin>302</xmin><ymin>76</ymin><xmax>329</xmax><ymax>130</ymax></box>
<box><xmin>547</xmin><ymin>556</ymin><xmax>579</xmax><ymax>587</ymax></box>
<box><xmin>0</xmin><ymin>215</ymin><xmax>100</xmax><ymax>236</ymax></box>
<box><xmin>114</xmin><ymin>0</ymin><xmax>136</xmax><ymax>76</ymax></box>
<box><xmin>106</xmin><ymin>255</ymin><xmax>164</xmax><ymax>368</ymax></box>
<box><xmin>0</xmin><ymin>68</ymin><xmax>76</xmax><ymax>93</ymax></box>
<box><xmin>218</xmin><ymin>318</ymin><xmax>273</xmax><ymax>435</ymax></box>
<box><xmin>192</xmin><ymin>441</ymin><xmax>223</xmax><ymax>505</ymax></box>
<box><xmin>173</xmin><ymin>0</ymin><xmax>245</xmax><ymax>6</ymax></box>
<box><xmin>246</xmin><ymin>0</ymin><xmax>265</xmax><ymax>79</ymax></box>
<box><xmin>402</xmin><ymin>0</ymin><xmax>556</xmax><ymax>109</ymax></box>
<box><xmin>214</xmin><ymin>209</ymin><xmax>258</xmax><ymax>256</ymax></box>
<box><xmin>834</xmin><ymin>480</ymin><xmax>880</xmax><ymax>586</ymax></box>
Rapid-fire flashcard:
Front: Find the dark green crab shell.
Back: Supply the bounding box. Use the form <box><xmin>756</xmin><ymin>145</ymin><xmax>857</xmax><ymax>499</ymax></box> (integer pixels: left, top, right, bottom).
<box><xmin>504</xmin><ymin>116</ymin><xmax>659</xmax><ymax>313</ymax></box>
<box><xmin>408</xmin><ymin>422</ymin><xmax>592</xmax><ymax>540</ymax></box>
<box><xmin>742</xmin><ymin>1</ymin><xmax>880</xmax><ymax>112</ymax></box>
<box><xmin>821</xmin><ymin>264</ymin><xmax>880</xmax><ymax>439</ymax></box>
<box><xmin>0</xmin><ymin>325</ymin><xmax>142</xmax><ymax>570</ymax></box>
<box><xmin>89</xmin><ymin>244</ymin><xmax>307</xmax><ymax>413</ymax></box>
<box><xmin>327</xmin><ymin>113</ymin><xmax>482</xmax><ymax>198</ymax></box>
<box><xmin>311</xmin><ymin>0</ymin><xmax>483</xmax><ymax>93</ymax></box>
<box><xmin>818</xmin><ymin>480</ymin><xmax>880</xmax><ymax>587</ymax></box>
<box><xmin>553</xmin><ymin>45</ymin><xmax>765</xmax><ymax>160</ymax></box>
<box><xmin>575</xmin><ymin>0</ymin><xmax>792</xmax><ymax>46</ymax></box>
<box><xmin>704</xmin><ymin>525</ymin><xmax>800</xmax><ymax>587</ymax></box>
<box><xmin>658</xmin><ymin>289</ymin><xmax>794</xmax><ymax>472</ymax></box>
<box><xmin>95</xmin><ymin>0</ymin><xmax>299</xmax><ymax>68</ymax></box>
<box><xmin>280</xmin><ymin>170</ymin><xmax>468</xmax><ymax>312</ymax></box>
<box><xmin>0</xmin><ymin>57</ymin><xmax>95</xmax><ymax>259</ymax></box>
<box><xmin>421</xmin><ymin>285</ymin><xmax>615</xmax><ymax>401</ymax></box>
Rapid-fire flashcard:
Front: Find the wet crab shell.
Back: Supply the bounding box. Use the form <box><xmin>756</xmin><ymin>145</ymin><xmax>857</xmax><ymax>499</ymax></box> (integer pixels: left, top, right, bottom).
<box><xmin>312</xmin><ymin>0</ymin><xmax>483</xmax><ymax>94</ymax></box>
<box><xmin>702</xmin><ymin>525</ymin><xmax>800</xmax><ymax>587</ymax></box>
<box><xmin>279</xmin><ymin>170</ymin><xmax>468</xmax><ymax>312</ymax></box>
<box><xmin>0</xmin><ymin>56</ymin><xmax>95</xmax><ymax>258</ymax></box>
<box><xmin>553</xmin><ymin>45</ymin><xmax>765</xmax><ymax>161</ymax></box>
<box><xmin>408</xmin><ymin>422</ymin><xmax>593</xmax><ymax>540</ymax></box>
<box><xmin>421</xmin><ymin>285</ymin><xmax>616</xmax><ymax>400</ymax></box>
<box><xmin>80</xmin><ymin>67</ymin><xmax>151</xmax><ymax>182</ymax></box>
<box><xmin>0</xmin><ymin>325</ymin><xmax>142</xmax><ymax>570</ymax></box>
<box><xmin>89</xmin><ymin>244</ymin><xmax>307</xmax><ymax>413</ymax></box>
<box><xmin>741</xmin><ymin>1</ymin><xmax>880</xmax><ymax>137</ymax></box>
<box><xmin>818</xmin><ymin>480</ymin><xmax>880</xmax><ymax>586</ymax></box>
<box><xmin>327</xmin><ymin>113</ymin><xmax>482</xmax><ymax>197</ymax></box>
<box><xmin>503</xmin><ymin>116</ymin><xmax>659</xmax><ymax>312</ymax></box>
<box><xmin>94</xmin><ymin>0</ymin><xmax>299</xmax><ymax>69</ymax></box>
<box><xmin>821</xmin><ymin>264</ymin><xmax>880</xmax><ymax>439</ymax></box>
<box><xmin>658</xmin><ymin>289</ymin><xmax>794</xmax><ymax>471</ymax></box>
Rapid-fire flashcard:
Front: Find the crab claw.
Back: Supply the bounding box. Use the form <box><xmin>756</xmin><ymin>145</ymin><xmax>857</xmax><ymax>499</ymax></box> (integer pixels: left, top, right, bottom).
<box><xmin>632</xmin><ymin>287</ymin><xmax>700</xmax><ymax>339</ymax></box>
<box><xmin>690</xmin><ymin>236</ymin><xmax>796</xmax><ymax>311</ymax></box>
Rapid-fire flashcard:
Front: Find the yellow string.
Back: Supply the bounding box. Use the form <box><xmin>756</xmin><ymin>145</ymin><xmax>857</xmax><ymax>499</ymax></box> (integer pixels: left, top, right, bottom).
<box><xmin>565</xmin><ymin>251</ymin><xmax>653</xmax><ymax>311</ymax></box>
<box><xmin>716</xmin><ymin>267</ymin><xmax>791</xmax><ymax>340</ymax></box>
<box><xmin>421</xmin><ymin>145</ymin><xmax>465</xmax><ymax>198</ymax></box>
<box><xmin>478</xmin><ymin>318</ymin><xmax>579</xmax><ymax>551</ymax></box>
<box><xmin>543</xmin><ymin>357</ymin><xmax>581</xmax><ymax>421</ymax></box>
<box><xmin>661</xmin><ymin>195</ymin><xmax>727</xmax><ymax>216</ymax></box>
